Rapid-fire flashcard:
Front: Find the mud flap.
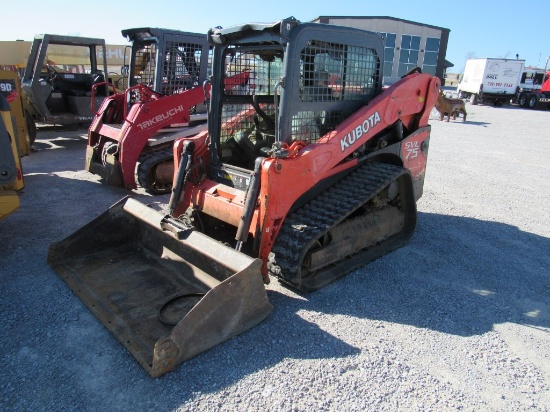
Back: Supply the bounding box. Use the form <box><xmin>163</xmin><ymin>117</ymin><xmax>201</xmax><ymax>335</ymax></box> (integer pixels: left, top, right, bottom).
<box><xmin>48</xmin><ymin>197</ymin><xmax>272</xmax><ymax>377</ymax></box>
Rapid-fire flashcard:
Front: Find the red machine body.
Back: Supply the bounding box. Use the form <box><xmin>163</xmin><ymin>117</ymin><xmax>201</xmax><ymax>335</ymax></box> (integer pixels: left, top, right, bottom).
<box><xmin>172</xmin><ymin>70</ymin><xmax>438</xmax><ymax>283</ymax></box>
<box><xmin>87</xmin><ymin>83</ymin><xmax>209</xmax><ymax>190</ymax></box>
<box><xmin>85</xmin><ymin>28</ymin><xmax>212</xmax><ymax>193</ymax></box>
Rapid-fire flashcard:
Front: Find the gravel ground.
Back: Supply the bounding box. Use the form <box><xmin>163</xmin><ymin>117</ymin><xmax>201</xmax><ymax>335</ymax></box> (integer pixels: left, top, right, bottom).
<box><xmin>1</xmin><ymin>99</ymin><xmax>549</xmax><ymax>411</ymax></box>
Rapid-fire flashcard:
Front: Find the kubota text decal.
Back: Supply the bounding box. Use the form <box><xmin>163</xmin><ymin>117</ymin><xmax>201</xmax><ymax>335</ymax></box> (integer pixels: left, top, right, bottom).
<box><xmin>340</xmin><ymin>111</ymin><xmax>381</xmax><ymax>151</ymax></box>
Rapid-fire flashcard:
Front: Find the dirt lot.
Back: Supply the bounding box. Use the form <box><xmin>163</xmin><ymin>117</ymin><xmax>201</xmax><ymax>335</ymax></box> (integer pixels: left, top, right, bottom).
<box><xmin>1</xmin><ymin>101</ymin><xmax>549</xmax><ymax>411</ymax></box>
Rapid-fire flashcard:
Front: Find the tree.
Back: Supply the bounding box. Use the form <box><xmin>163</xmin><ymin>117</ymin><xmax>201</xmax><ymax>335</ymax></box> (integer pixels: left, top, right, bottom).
<box><xmin>460</xmin><ymin>52</ymin><xmax>476</xmax><ymax>73</ymax></box>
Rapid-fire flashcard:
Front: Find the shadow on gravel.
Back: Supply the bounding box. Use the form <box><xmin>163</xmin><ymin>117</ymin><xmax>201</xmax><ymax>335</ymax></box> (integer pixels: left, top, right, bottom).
<box><xmin>7</xmin><ymin>172</ymin><xmax>159</xmax><ymax>249</ymax></box>
<box><xmin>462</xmin><ymin>121</ymin><xmax>491</xmax><ymax>126</ymax></box>
<box><xmin>307</xmin><ymin>212</ymin><xmax>550</xmax><ymax>337</ymax></box>
<box><xmin>49</xmin><ymin>290</ymin><xmax>363</xmax><ymax>408</ymax></box>
<box><xmin>429</xmin><ymin>116</ymin><xmax>490</xmax><ymax>127</ymax></box>
<box><xmin>5</xmin><ymin>250</ymin><xmax>361</xmax><ymax>408</ymax></box>
<box><xmin>155</xmin><ymin>292</ymin><xmax>362</xmax><ymax>391</ymax></box>
<box><xmin>476</xmin><ymin>104</ymin><xmax>525</xmax><ymax>111</ymax></box>
<box><xmin>431</xmin><ymin>117</ymin><xmax>490</xmax><ymax>127</ymax></box>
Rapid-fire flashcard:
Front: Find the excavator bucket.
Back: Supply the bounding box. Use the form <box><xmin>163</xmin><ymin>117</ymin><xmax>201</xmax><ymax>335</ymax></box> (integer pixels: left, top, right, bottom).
<box><xmin>48</xmin><ymin>197</ymin><xmax>272</xmax><ymax>377</ymax></box>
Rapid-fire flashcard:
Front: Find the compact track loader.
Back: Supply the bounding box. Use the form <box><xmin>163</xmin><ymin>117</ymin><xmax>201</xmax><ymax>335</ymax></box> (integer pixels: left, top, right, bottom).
<box><xmin>48</xmin><ymin>17</ymin><xmax>440</xmax><ymax>377</ymax></box>
<box><xmin>85</xmin><ymin>28</ymin><xmax>212</xmax><ymax>194</ymax></box>
<box><xmin>21</xmin><ymin>34</ymin><xmax>109</xmax><ymax>128</ymax></box>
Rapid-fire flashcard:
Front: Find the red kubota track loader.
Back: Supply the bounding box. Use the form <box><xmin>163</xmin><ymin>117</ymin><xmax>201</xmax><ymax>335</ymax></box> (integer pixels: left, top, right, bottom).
<box><xmin>48</xmin><ymin>17</ymin><xmax>440</xmax><ymax>377</ymax></box>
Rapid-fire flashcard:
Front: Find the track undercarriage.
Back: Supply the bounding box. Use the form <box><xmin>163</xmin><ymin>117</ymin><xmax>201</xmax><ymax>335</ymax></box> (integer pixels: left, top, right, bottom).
<box><xmin>267</xmin><ymin>163</ymin><xmax>417</xmax><ymax>292</ymax></box>
<box><xmin>136</xmin><ymin>145</ymin><xmax>175</xmax><ymax>194</ymax></box>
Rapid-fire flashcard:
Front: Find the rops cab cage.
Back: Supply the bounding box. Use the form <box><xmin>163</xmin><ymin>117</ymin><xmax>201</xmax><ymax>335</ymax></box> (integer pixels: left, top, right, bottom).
<box><xmin>21</xmin><ymin>34</ymin><xmax>109</xmax><ymax>126</ymax></box>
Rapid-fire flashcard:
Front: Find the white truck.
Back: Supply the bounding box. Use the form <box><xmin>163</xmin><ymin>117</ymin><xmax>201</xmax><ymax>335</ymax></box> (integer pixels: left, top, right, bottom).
<box><xmin>457</xmin><ymin>58</ymin><xmax>525</xmax><ymax>106</ymax></box>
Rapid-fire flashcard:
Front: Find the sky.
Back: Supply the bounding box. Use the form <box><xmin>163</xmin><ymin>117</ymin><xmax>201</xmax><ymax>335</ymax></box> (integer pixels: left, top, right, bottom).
<box><xmin>3</xmin><ymin>0</ymin><xmax>549</xmax><ymax>72</ymax></box>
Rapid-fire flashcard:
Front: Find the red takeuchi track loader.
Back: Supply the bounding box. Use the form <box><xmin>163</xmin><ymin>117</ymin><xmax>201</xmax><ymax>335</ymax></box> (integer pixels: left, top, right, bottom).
<box><xmin>85</xmin><ymin>28</ymin><xmax>212</xmax><ymax>193</ymax></box>
<box><xmin>48</xmin><ymin>17</ymin><xmax>440</xmax><ymax>377</ymax></box>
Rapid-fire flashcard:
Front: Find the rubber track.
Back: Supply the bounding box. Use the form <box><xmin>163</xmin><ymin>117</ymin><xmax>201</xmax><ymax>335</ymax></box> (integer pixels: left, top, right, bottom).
<box><xmin>136</xmin><ymin>146</ymin><xmax>173</xmax><ymax>194</ymax></box>
<box><xmin>267</xmin><ymin>162</ymin><xmax>410</xmax><ymax>292</ymax></box>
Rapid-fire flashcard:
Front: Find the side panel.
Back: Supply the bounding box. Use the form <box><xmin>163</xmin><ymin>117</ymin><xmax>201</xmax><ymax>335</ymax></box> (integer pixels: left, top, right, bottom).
<box><xmin>458</xmin><ymin>59</ymin><xmax>487</xmax><ymax>93</ymax></box>
<box><xmin>481</xmin><ymin>59</ymin><xmax>525</xmax><ymax>94</ymax></box>
<box><xmin>400</xmin><ymin>126</ymin><xmax>431</xmax><ymax>200</ymax></box>
<box><xmin>459</xmin><ymin>58</ymin><xmax>525</xmax><ymax>95</ymax></box>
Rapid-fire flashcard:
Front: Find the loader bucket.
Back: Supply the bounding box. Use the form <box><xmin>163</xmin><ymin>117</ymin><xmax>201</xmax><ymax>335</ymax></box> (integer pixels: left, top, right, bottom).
<box><xmin>48</xmin><ymin>197</ymin><xmax>272</xmax><ymax>377</ymax></box>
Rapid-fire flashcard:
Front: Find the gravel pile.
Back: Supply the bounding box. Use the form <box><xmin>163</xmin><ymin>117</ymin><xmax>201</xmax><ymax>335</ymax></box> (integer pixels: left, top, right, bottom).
<box><xmin>1</xmin><ymin>99</ymin><xmax>549</xmax><ymax>411</ymax></box>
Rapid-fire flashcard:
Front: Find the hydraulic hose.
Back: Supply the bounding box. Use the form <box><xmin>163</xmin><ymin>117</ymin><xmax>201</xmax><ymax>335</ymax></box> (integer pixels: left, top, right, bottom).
<box><xmin>235</xmin><ymin>156</ymin><xmax>264</xmax><ymax>251</ymax></box>
<box><xmin>168</xmin><ymin>141</ymin><xmax>195</xmax><ymax>215</ymax></box>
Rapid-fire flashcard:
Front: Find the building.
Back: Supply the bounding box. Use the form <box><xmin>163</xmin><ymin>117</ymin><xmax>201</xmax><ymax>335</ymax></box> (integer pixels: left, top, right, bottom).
<box><xmin>312</xmin><ymin>16</ymin><xmax>452</xmax><ymax>85</ymax></box>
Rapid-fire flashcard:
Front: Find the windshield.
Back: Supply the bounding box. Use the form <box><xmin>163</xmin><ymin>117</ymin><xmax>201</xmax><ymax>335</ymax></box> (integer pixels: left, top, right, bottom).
<box><xmin>220</xmin><ymin>45</ymin><xmax>284</xmax><ymax>144</ymax></box>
